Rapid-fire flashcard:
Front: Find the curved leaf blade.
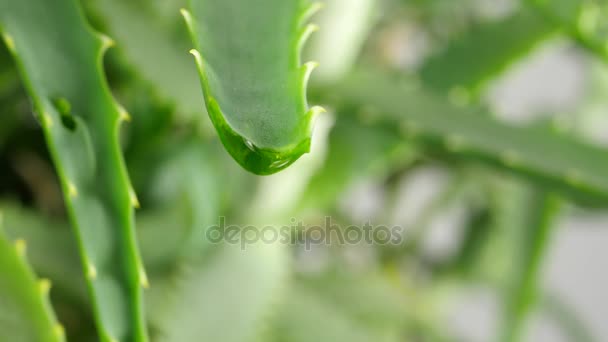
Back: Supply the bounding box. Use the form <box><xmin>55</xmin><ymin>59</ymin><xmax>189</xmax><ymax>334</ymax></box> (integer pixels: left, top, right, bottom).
<box><xmin>89</xmin><ymin>0</ymin><xmax>205</xmax><ymax>124</ymax></box>
<box><xmin>318</xmin><ymin>71</ymin><xmax>608</xmax><ymax>206</ymax></box>
<box><xmin>0</xmin><ymin>0</ymin><xmax>148</xmax><ymax>340</ymax></box>
<box><xmin>0</xmin><ymin>212</ymin><xmax>65</xmax><ymax>342</ymax></box>
<box><xmin>420</xmin><ymin>9</ymin><xmax>556</xmax><ymax>96</ymax></box>
<box><xmin>526</xmin><ymin>0</ymin><xmax>608</xmax><ymax>60</ymax></box>
<box><xmin>182</xmin><ymin>0</ymin><xmax>324</xmax><ymax>175</ymax></box>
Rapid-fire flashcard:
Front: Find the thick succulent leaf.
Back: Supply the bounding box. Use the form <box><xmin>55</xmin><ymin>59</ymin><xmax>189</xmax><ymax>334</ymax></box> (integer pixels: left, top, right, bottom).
<box><xmin>0</xmin><ymin>139</ymin><xmax>229</xmax><ymax>294</ymax></box>
<box><xmin>450</xmin><ymin>206</ymin><xmax>493</xmax><ymax>275</ymax></box>
<box><xmin>147</xmin><ymin>242</ymin><xmax>288</xmax><ymax>342</ymax></box>
<box><xmin>420</xmin><ymin>9</ymin><xmax>556</xmax><ymax>95</ymax></box>
<box><xmin>182</xmin><ymin>0</ymin><xmax>324</xmax><ymax>174</ymax></box>
<box><xmin>317</xmin><ymin>71</ymin><xmax>608</xmax><ymax>206</ymax></box>
<box><xmin>0</xmin><ymin>1</ymin><xmax>148</xmax><ymax>340</ymax></box>
<box><xmin>89</xmin><ymin>0</ymin><xmax>204</xmax><ymax>123</ymax></box>
<box><xmin>526</xmin><ymin>0</ymin><xmax>608</xmax><ymax>59</ymax></box>
<box><xmin>0</xmin><ymin>212</ymin><xmax>65</xmax><ymax>341</ymax></box>
<box><xmin>0</xmin><ymin>202</ymin><xmax>86</xmax><ymax>303</ymax></box>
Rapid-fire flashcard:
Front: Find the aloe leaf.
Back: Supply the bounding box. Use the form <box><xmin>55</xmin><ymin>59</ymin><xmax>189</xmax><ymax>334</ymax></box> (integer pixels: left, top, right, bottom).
<box><xmin>0</xmin><ymin>202</ymin><xmax>86</xmax><ymax>303</ymax></box>
<box><xmin>420</xmin><ymin>9</ymin><xmax>556</xmax><ymax>96</ymax></box>
<box><xmin>182</xmin><ymin>0</ymin><xmax>325</xmax><ymax>175</ymax></box>
<box><xmin>0</xmin><ymin>211</ymin><xmax>65</xmax><ymax>341</ymax></box>
<box><xmin>317</xmin><ymin>71</ymin><xmax>608</xmax><ymax>205</ymax></box>
<box><xmin>0</xmin><ymin>1</ymin><xmax>148</xmax><ymax>340</ymax></box>
<box><xmin>89</xmin><ymin>0</ymin><xmax>204</xmax><ymax>124</ymax></box>
<box><xmin>526</xmin><ymin>0</ymin><xmax>608</xmax><ymax>60</ymax></box>
<box><xmin>500</xmin><ymin>193</ymin><xmax>561</xmax><ymax>342</ymax></box>
<box><xmin>147</xmin><ymin>242</ymin><xmax>288</xmax><ymax>342</ymax></box>
<box><xmin>305</xmin><ymin>0</ymin><xmax>376</xmax><ymax>83</ymax></box>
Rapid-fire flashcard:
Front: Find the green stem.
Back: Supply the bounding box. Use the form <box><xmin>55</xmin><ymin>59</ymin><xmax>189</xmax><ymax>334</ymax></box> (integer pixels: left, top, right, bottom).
<box><xmin>500</xmin><ymin>193</ymin><xmax>562</xmax><ymax>342</ymax></box>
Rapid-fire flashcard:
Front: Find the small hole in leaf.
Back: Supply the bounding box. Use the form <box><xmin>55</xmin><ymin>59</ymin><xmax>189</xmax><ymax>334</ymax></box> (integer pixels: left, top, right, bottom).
<box><xmin>52</xmin><ymin>97</ymin><xmax>77</xmax><ymax>131</ymax></box>
<box><xmin>60</xmin><ymin>114</ymin><xmax>77</xmax><ymax>131</ymax></box>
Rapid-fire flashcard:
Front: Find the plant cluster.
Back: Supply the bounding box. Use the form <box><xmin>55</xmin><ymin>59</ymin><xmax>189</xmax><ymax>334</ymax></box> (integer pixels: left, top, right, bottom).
<box><xmin>0</xmin><ymin>0</ymin><xmax>606</xmax><ymax>341</ymax></box>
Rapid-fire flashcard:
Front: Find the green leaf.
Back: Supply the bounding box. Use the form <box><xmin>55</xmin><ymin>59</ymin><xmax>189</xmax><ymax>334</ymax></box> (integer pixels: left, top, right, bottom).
<box><xmin>420</xmin><ymin>9</ymin><xmax>556</xmax><ymax>96</ymax></box>
<box><xmin>147</xmin><ymin>242</ymin><xmax>288</xmax><ymax>342</ymax></box>
<box><xmin>0</xmin><ymin>202</ymin><xmax>86</xmax><ymax>304</ymax></box>
<box><xmin>526</xmin><ymin>0</ymin><xmax>608</xmax><ymax>60</ymax></box>
<box><xmin>305</xmin><ymin>0</ymin><xmax>376</xmax><ymax>83</ymax></box>
<box><xmin>182</xmin><ymin>0</ymin><xmax>324</xmax><ymax>175</ymax></box>
<box><xmin>316</xmin><ymin>70</ymin><xmax>608</xmax><ymax>206</ymax></box>
<box><xmin>0</xmin><ymin>211</ymin><xmax>65</xmax><ymax>341</ymax></box>
<box><xmin>500</xmin><ymin>192</ymin><xmax>562</xmax><ymax>342</ymax></box>
<box><xmin>0</xmin><ymin>0</ymin><xmax>148</xmax><ymax>340</ymax></box>
<box><xmin>89</xmin><ymin>0</ymin><xmax>204</xmax><ymax>124</ymax></box>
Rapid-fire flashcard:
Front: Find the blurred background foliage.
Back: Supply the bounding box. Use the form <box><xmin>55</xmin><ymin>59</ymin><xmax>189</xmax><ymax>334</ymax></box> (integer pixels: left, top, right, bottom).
<box><xmin>1</xmin><ymin>0</ymin><xmax>608</xmax><ymax>341</ymax></box>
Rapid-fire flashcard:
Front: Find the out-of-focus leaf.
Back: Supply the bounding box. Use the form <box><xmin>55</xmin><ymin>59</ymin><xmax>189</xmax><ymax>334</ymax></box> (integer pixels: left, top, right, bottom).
<box><xmin>317</xmin><ymin>70</ymin><xmax>608</xmax><ymax>206</ymax></box>
<box><xmin>450</xmin><ymin>206</ymin><xmax>493</xmax><ymax>275</ymax></box>
<box><xmin>90</xmin><ymin>0</ymin><xmax>204</xmax><ymax>123</ymax></box>
<box><xmin>420</xmin><ymin>9</ymin><xmax>556</xmax><ymax>95</ymax></box>
<box><xmin>500</xmin><ymin>193</ymin><xmax>561</xmax><ymax>342</ymax></box>
<box><xmin>0</xmin><ymin>212</ymin><xmax>65</xmax><ymax>341</ymax></box>
<box><xmin>306</xmin><ymin>0</ymin><xmax>376</xmax><ymax>83</ymax></box>
<box><xmin>143</xmin><ymin>140</ymin><xmax>222</xmax><ymax>258</ymax></box>
<box><xmin>147</xmin><ymin>242</ymin><xmax>288</xmax><ymax>342</ymax></box>
<box><xmin>526</xmin><ymin>0</ymin><xmax>608</xmax><ymax>59</ymax></box>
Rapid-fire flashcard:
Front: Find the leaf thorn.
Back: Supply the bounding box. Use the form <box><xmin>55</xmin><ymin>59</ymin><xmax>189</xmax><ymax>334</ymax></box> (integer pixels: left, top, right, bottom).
<box><xmin>87</xmin><ymin>263</ymin><xmax>98</xmax><ymax>280</ymax></box>
<box><xmin>14</xmin><ymin>239</ymin><xmax>26</xmax><ymax>257</ymax></box>
<box><xmin>54</xmin><ymin>324</ymin><xmax>65</xmax><ymax>339</ymax></box>
<box><xmin>68</xmin><ymin>182</ymin><xmax>78</xmax><ymax>198</ymax></box>
<box><xmin>38</xmin><ymin>278</ymin><xmax>52</xmax><ymax>295</ymax></box>
<box><xmin>1</xmin><ymin>33</ymin><xmax>15</xmax><ymax>52</ymax></box>
<box><xmin>130</xmin><ymin>188</ymin><xmax>140</xmax><ymax>209</ymax></box>
<box><xmin>139</xmin><ymin>268</ymin><xmax>149</xmax><ymax>289</ymax></box>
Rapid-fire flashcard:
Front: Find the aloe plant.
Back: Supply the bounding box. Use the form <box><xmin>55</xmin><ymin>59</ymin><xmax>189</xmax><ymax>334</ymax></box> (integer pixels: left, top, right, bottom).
<box><xmin>0</xmin><ymin>0</ymin><xmax>606</xmax><ymax>341</ymax></box>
